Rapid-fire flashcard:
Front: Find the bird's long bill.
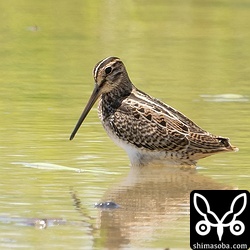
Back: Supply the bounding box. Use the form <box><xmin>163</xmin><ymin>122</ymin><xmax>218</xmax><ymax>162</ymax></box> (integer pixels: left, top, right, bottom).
<box><xmin>69</xmin><ymin>84</ymin><xmax>101</xmax><ymax>140</ymax></box>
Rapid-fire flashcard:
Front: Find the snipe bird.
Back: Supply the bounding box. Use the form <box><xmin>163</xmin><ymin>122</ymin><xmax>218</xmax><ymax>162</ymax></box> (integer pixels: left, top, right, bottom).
<box><xmin>70</xmin><ymin>57</ymin><xmax>238</xmax><ymax>166</ymax></box>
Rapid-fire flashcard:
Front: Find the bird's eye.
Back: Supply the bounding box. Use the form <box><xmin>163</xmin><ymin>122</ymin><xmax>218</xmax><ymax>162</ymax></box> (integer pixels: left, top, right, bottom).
<box><xmin>105</xmin><ymin>67</ymin><xmax>112</xmax><ymax>74</ymax></box>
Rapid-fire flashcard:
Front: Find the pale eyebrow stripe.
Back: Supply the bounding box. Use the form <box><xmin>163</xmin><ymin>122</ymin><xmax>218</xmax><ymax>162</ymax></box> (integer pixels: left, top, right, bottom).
<box><xmin>93</xmin><ymin>57</ymin><xmax>113</xmax><ymax>78</ymax></box>
<box><xmin>93</xmin><ymin>57</ymin><xmax>120</xmax><ymax>79</ymax></box>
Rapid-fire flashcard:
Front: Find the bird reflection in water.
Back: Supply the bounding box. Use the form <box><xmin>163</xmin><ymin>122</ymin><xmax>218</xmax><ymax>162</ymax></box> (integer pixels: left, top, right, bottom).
<box><xmin>71</xmin><ymin>164</ymin><xmax>235</xmax><ymax>249</ymax></box>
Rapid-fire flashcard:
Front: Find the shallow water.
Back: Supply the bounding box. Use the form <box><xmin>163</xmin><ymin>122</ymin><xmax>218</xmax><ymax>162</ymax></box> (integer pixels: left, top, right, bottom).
<box><xmin>0</xmin><ymin>1</ymin><xmax>250</xmax><ymax>249</ymax></box>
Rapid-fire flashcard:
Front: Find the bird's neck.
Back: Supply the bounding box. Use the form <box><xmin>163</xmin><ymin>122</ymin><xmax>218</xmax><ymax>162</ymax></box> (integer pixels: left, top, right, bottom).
<box><xmin>100</xmin><ymin>79</ymin><xmax>133</xmax><ymax>118</ymax></box>
<box><xmin>103</xmin><ymin>79</ymin><xmax>133</xmax><ymax>107</ymax></box>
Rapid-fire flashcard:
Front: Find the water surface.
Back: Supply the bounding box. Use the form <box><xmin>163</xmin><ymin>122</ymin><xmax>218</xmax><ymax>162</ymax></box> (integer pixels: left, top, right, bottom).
<box><xmin>0</xmin><ymin>1</ymin><xmax>250</xmax><ymax>249</ymax></box>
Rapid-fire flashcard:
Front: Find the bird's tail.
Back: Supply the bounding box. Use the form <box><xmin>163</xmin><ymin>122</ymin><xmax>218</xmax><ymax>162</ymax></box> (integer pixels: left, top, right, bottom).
<box><xmin>217</xmin><ymin>136</ymin><xmax>239</xmax><ymax>152</ymax></box>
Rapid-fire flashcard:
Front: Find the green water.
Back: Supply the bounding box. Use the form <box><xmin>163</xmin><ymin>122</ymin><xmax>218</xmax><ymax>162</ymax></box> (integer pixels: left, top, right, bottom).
<box><xmin>0</xmin><ymin>1</ymin><xmax>250</xmax><ymax>249</ymax></box>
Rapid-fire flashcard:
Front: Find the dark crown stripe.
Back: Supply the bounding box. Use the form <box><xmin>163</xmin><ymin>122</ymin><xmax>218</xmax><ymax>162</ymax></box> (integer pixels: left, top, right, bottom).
<box><xmin>93</xmin><ymin>56</ymin><xmax>120</xmax><ymax>79</ymax></box>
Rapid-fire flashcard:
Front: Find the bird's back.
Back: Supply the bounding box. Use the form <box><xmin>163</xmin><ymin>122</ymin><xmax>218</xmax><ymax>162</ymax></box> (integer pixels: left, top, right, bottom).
<box><xmin>100</xmin><ymin>86</ymin><xmax>238</xmax><ymax>165</ymax></box>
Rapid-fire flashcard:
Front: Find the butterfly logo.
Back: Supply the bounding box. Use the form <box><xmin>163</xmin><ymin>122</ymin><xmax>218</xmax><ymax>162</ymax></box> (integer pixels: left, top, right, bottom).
<box><xmin>193</xmin><ymin>192</ymin><xmax>247</xmax><ymax>241</ymax></box>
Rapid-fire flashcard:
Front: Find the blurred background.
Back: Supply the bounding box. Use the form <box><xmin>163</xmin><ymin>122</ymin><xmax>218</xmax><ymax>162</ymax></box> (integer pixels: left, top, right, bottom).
<box><xmin>0</xmin><ymin>0</ymin><xmax>249</xmax><ymax>249</ymax></box>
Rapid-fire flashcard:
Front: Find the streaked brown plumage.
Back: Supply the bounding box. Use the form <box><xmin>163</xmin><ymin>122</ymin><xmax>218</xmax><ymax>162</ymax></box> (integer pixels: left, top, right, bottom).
<box><xmin>70</xmin><ymin>56</ymin><xmax>238</xmax><ymax>166</ymax></box>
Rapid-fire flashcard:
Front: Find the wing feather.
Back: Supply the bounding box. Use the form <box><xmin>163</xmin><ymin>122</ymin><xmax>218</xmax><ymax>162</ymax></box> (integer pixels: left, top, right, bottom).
<box><xmin>109</xmin><ymin>90</ymin><xmax>195</xmax><ymax>151</ymax></box>
<box><xmin>103</xmin><ymin>88</ymin><xmax>236</xmax><ymax>157</ymax></box>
